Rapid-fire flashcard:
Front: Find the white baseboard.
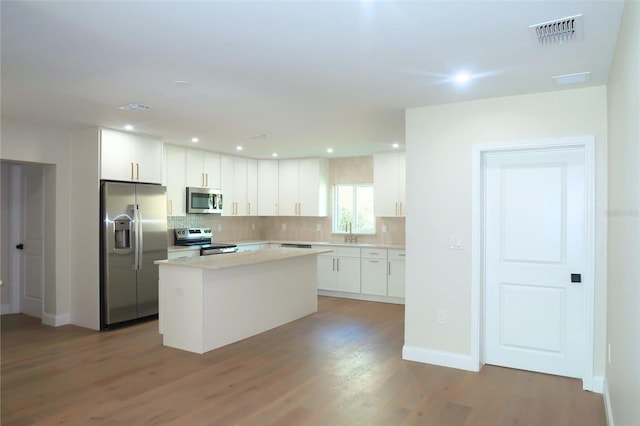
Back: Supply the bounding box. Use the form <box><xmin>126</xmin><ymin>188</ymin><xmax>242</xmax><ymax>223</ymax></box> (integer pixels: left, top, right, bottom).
<box><xmin>1</xmin><ymin>303</ymin><xmax>11</xmax><ymax>314</ymax></box>
<box><xmin>603</xmin><ymin>376</ymin><xmax>614</xmax><ymax>426</ymax></box>
<box><xmin>590</xmin><ymin>375</ymin><xmax>604</xmax><ymax>394</ymax></box>
<box><xmin>402</xmin><ymin>345</ymin><xmax>480</xmax><ymax>372</ymax></box>
<box><xmin>317</xmin><ymin>290</ymin><xmax>405</xmax><ymax>305</ymax></box>
<box><xmin>42</xmin><ymin>312</ymin><xmax>71</xmax><ymax>327</ymax></box>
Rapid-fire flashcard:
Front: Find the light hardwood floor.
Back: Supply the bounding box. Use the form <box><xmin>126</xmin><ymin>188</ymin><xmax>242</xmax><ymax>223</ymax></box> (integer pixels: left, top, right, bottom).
<box><xmin>1</xmin><ymin>296</ymin><xmax>605</xmax><ymax>425</ymax></box>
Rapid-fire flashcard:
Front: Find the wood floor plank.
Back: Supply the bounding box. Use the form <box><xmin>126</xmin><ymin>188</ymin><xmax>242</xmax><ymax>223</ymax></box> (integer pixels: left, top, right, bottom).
<box><xmin>1</xmin><ymin>297</ymin><xmax>605</xmax><ymax>425</ymax></box>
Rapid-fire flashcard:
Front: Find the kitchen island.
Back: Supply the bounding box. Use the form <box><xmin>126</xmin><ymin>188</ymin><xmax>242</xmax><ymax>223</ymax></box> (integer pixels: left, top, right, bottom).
<box><xmin>155</xmin><ymin>247</ymin><xmax>331</xmax><ymax>354</ymax></box>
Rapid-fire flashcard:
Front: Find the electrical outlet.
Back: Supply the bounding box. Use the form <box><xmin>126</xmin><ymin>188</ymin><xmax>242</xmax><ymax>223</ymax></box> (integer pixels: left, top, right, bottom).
<box><xmin>281</xmin><ymin>223</ymin><xmax>286</xmax><ymax>231</ymax></box>
<box><xmin>316</xmin><ymin>224</ymin><xmax>322</xmax><ymax>231</ymax></box>
<box><xmin>437</xmin><ymin>309</ymin><xmax>447</xmax><ymax>325</ymax></box>
<box><xmin>252</xmin><ymin>223</ymin><xmax>256</xmax><ymax>230</ymax></box>
<box><xmin>382</xmin><ymin>225</ymin><xmax>387</xmax><ymax>233</ymax></box>
<box><xmin>176</xmin><ymin>287</ymin><xmax>184</xmax><ymax>296</ymax></box>
<box><xmin>217</xmin><ymin>223</ymin><xmax>222</xmax><ymax>232</ymax></box>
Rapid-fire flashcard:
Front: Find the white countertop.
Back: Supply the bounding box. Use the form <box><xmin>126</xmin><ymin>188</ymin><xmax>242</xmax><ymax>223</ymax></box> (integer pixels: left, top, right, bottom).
<box><xmin>156</xmin><ymin>247</ymin><xmax>332</xmax><ymax>271</ymax></box>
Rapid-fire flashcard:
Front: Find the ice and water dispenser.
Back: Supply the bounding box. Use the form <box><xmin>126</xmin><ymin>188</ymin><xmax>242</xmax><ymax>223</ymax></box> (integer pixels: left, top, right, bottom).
<box><xmin>114</xmin><ymin>219</ymin><xmax>131</xmax><ymax>250</ymax></box>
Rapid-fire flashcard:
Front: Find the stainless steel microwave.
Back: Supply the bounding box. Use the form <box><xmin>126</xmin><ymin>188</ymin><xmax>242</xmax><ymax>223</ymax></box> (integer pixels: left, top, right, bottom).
<box><xmin>186</xmin><ymin>187</ymin><xmax>223</xmax><ymax>214</ymax></box>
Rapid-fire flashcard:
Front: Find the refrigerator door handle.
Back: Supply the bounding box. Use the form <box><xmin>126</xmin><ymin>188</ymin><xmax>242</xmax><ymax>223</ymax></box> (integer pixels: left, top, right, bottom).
<box><xmin>133</xmin><ymin>204</ymin><xmax>141</xmax><ymax>270</ymax></box>
<box><xmin>138</xmin><ymin>210</ymin><xmax>144</xmax><ymax>269</ymax></box>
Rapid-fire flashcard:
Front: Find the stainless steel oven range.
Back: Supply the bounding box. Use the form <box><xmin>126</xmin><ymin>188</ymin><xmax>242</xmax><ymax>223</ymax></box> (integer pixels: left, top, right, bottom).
<box><xmin>174</xmin><ymin>228</ymin><xmax>237</xmax><ymax>256</ymax></box>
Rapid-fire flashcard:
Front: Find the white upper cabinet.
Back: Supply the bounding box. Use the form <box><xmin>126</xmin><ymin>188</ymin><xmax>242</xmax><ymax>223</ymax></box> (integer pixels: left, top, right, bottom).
<box><xmin>257</xmin><ymin>160</ymin><xmax>279</xmax><ymax>216</ymax></box>
<box><xmin>374</xmin><ymin>152</ymin><xmax>406</xmax><ymax>217</ymax></box>
<box><xmin>163</xmin><ymin>144</ymin><xmax>186</xmax><ymax>216</ymax></box>
<box><xmin>221</xmin><ymin>155</ymin><xmax>257</xmax><ymax>216</ymax></box>
<box><xmin>100</xmin><ymin>128</ymin><xmax>163</xmax><ymax>184</ymax></box>
<box><xmin>246</xmin><ymin>158</ymin><xmax>258</xmax><ymax>216</ymax></box>
<box><xmin>278</xmin><ymin>158</ymin><xmax>328</xmax><ymax>216</ymax></box>
<box><xmin>186</xmin><ymin>149</ymin><xmax>221</xmax><ymax>188</ymax></box>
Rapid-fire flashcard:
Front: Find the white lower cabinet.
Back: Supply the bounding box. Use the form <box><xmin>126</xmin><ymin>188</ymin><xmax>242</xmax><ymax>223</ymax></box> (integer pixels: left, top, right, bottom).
<box><xmin>361</xmin><ymin>249</ymin><xmax>388</xmax><ymax>296</ymax></box>
<box><xmin>387</xmin><ymin>249</ymin><xmax>406</xmax><ymax>298</ymax></box>
<box><xmin>317</xmin><ymin>247</ymin><xmax>360</xmax><ymax>293</ymax></box>
<box><xmin>317</xmin><ymin>245</ymin><xmax>405</xmax><ymax>303</ymax></box>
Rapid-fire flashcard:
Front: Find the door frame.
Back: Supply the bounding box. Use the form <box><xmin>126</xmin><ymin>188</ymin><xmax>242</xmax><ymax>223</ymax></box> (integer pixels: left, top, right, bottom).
<box><xmin>471</xmin><ymin>135</ymin><xmax>596</xmax><ymax>391</ymax></box>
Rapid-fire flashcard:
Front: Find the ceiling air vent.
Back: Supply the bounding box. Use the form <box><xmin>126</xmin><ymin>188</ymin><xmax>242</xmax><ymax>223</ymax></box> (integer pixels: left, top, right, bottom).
<box><xmin>118</xmin><ymin>103</ymin><xmax>153</xmax><ymax>111</ymax></box>
<box><xmin>529</xmin><ymin>14</ymin><xmax>583</xmax><ymax>45</ymax></box>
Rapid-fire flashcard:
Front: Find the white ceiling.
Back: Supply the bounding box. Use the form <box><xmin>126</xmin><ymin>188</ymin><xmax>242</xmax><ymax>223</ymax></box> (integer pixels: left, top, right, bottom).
<box><xmin>1</xmin><ymin>1</ymin><xmax>624</xmax><ymax>159</ymax></box>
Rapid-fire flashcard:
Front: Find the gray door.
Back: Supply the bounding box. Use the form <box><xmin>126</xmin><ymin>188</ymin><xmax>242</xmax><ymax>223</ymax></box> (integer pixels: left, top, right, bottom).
<box><xmin>135</xmin><ymin>184</ymin><xmax>167</xmax><ymax>318</ymax></box>
<box><xmin>102</xmin><ymin>182</ymin><xmax>137</xmax><ymax>325</ymax></box>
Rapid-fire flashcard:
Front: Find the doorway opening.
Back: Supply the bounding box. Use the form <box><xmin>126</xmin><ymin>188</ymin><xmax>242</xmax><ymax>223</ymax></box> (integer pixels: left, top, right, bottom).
<box><xmin>1</xmin><ymin>160</ymin><xmax>56</xmax><ymax>323</ymax></box>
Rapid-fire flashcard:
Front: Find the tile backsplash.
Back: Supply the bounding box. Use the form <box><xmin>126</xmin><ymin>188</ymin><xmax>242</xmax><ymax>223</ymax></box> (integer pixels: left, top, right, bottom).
<box><xmin>167</xmin><ymin>215</ymin><xmax>405</xmax><ymax>246</ymax></box>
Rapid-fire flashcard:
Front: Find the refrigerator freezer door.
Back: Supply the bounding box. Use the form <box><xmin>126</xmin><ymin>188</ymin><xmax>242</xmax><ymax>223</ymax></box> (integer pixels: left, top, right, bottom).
<box><xmin>135</xmin><ymin>184</ymin><xmax>167</xmax><ymax>318</ymax></box>
<box><xmin>102</xmin><ymin>182</ymin><xmax>138</xmax><ymax>325</ymax></box>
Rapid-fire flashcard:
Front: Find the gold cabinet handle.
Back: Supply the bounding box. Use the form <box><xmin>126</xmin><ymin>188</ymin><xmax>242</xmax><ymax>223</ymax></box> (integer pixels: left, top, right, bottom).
<box><xmin>388</xmin><ymin>261</ymin><xmax>391</xmax><ymax>276</ymax></box>
<box><xmin>336</xmin><ymin>258</ymin><xmax>340</xmax><ymax>271</ymax></box>
<box><xmin>332</xmin><ymin>258</ymin><xmax>335</xmax><ymax>271</ymax></box>
<box><xmin>130</xmin><ymin>162</ymin><xmax>135</xmax><ymax>180</ymax></box>
<box><xmin>136</xmin><ymin>163</ymin><xmax>140</xmax><ymax>180</ymax></box>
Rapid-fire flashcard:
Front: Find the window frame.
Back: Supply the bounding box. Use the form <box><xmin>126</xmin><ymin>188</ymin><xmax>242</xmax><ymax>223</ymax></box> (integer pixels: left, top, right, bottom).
<box><xmin>332</xmin><ymin>183</ymin><xmax>376</xmax><ymax>235</ymax></box>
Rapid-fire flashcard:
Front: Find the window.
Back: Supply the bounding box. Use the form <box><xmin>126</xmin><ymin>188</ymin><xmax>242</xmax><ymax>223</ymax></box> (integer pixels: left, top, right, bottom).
<box><xmin>333</xmin><ymin>184</ymin><xmax>375</xmax><ymax>234</ymax></box>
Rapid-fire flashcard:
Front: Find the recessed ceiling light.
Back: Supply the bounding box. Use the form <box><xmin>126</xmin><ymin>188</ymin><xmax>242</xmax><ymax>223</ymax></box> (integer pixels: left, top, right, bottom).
<box><xmin>191</xmin><ymin>137</ymin><xmax>199</xmax><ymax>143</ymax></box>
<box><xmin>124</xmin><ymin>124</ymin><xmax>134</xmax><ymax>131</ymax></box>
<box><xmin>454</xmin><ymin>72</ymin><xmax>471</xmax><ymax>84</ymax></box>
<box><xmin>272</xmin><ymin>153</ymin><xmax>278</xmax><ymax>157</ymax></box>
<box><xmin>392</xmin><ymin>143</ymin><xmax>399</xmax><ymax>148</ymax></box>
<box><xmin>236</xmin><ymin>146</ymin><xmax>243</xmax><ymax>151</ymax></box>
<box><xmin>327</xmin><ymin>148</ymin><xmax>334</xmax><ymax>154</ymax></box>
<box><xmin>173</xmin><ymin>80</ymin><xmax>192</xmax><ymax>87</ymax></box>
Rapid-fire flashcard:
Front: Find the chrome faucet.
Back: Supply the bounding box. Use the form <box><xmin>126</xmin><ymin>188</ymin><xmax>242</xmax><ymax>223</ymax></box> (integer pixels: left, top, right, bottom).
<box><xmin>344</xmin><ymin>221</ymin><xmax>357</xmax><ymax>243</ymax></box>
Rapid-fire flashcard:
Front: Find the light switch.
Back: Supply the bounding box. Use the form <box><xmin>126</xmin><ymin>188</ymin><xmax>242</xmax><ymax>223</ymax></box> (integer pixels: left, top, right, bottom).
<box><xmin>217</xmin><ymin>224</ymin><xmax>222</xmax><ymax>232</ymax></box>
<box><xmin>381</xmin><ymin>225</ymin><xmax>387</xmax><ymax>233</ymax></box>
<box><xmin>316</xmin><ymin>224</ymin><xmax>322</xmax><ymax>231</ymax></box>
<box><xmin>449</xmin><ymin>236</ymin><xmax>463</xmax><ymax>250</ymax></box>
<box><xmin>281</xmin><ymin>223</ymin><xmax>287</xmax><ymax>231</ymax></box>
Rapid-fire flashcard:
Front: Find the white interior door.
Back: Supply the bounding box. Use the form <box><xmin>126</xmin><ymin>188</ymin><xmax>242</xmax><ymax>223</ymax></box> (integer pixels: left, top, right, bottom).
<box><xmin>20</xmin><ymin>164</ymin><xmax>45</xmax><ymax>318</ymax></box>
<box><xmin>484</xmin><ymin>147</ymin><xmax>585</xmax><ymax>378</ymax></box>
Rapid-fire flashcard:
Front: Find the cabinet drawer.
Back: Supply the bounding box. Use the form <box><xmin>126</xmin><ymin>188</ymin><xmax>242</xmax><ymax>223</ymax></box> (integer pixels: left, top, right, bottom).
<box><xmin>333</xmin><ymin>246</ymin><xmax>360</xmax><ymax>257</ymax></box>
<box><xmin>360</xmin><ymin>248</ymin><xmax>387</xmax><ymax>259</ymax></box>
<box><xmin>388</xmin><ymin>249</ymin><xmax>406</xmax><ymax>260</ymax></box>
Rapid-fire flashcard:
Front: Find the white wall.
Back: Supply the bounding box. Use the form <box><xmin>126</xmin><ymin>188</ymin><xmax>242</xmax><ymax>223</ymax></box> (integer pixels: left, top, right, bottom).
<box><xmin>605</xmin><ymin>1</ymin><xmax>640</xmax><ymax>424</ymax></box>
<box><xmin>404</xmin><ymin>87</ymin><xmax>608</xmax><ymax>380</ymax></box>
<box><xmin>0</xmin><ymin>120</ymin><xmax>72</xmax><ymax>324</ymax></box>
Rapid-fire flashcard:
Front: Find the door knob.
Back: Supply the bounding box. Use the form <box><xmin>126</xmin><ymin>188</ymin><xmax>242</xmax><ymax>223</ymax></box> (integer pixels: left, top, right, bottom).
<box><xmin>16</xmin><ymin>243</ymin><xmax>24</xmax><ymax>250</ymax></box>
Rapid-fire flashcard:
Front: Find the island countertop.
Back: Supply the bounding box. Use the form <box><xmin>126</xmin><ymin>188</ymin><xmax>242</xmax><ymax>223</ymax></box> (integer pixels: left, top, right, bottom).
<box><xmin>155</xmin><ymin>247</ymin><xmax>332</xmax><ymax>271</ymax></box>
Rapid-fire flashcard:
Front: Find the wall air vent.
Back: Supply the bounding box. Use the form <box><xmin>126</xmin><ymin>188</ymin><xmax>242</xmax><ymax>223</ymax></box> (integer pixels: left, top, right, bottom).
<box><xmin>529</xmin><ymin>14</ymin><xmax>583</xmax><ymax>46</ymax></box>
<box><xmin>118</xmin><ymin>103</ymin><xmax>153</xmax><ymax>111</ymax></box>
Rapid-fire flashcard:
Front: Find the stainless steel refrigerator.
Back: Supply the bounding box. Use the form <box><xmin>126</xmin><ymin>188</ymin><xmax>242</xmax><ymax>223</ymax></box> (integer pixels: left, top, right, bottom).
<box><xmin>100</xmin><ymin>181</ymin><xmax>167</xmax><ymax>329</ymax></box>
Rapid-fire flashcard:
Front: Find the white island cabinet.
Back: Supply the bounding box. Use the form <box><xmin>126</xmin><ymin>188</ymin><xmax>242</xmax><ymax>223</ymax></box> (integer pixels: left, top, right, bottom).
<box><xmin>156</xmin><ymin>248</ymin><xmax>330</xmax><ymax>354</ymax></box>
